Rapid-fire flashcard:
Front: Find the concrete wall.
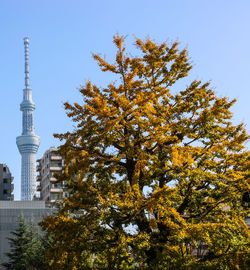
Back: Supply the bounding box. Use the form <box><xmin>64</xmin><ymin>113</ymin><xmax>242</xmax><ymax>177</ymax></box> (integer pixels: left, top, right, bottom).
<box><xmin>0</xmin><ymin>201</ymin><xmax>52</xmax><ymax>267</ymax></box>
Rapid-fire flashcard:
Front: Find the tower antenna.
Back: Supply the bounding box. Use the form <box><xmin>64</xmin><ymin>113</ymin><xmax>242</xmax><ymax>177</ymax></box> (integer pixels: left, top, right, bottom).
<box><xmin>24</xmin><ymin>37</ymin><xmax>30</xmax><ymax>88</ymax></box>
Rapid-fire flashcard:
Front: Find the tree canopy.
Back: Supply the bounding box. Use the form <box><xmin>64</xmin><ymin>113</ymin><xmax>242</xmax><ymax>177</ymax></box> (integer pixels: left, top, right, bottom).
<box><xmin>41</xmin><ymin>35</ymin><xmax>250</xmax><ymax>269</ymax></box>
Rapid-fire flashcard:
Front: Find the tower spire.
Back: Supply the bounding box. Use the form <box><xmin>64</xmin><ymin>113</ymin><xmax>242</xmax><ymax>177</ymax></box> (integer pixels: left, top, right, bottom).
<box><xmin>24</xmin><ymin>37</ymin><xmax>30</xmax><ymax>89</ymax></box>
<box><xmin>16</xmin><ymin>37</ymin><xmax>40</xmax><ymax>200</ymax></box>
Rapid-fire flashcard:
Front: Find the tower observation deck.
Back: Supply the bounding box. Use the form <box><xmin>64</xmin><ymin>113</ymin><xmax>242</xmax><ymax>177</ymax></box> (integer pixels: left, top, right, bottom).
<box><xmin>16</xmin><ymin>37</ymin><xmax>40</xmax><ymax>200</ymax></box>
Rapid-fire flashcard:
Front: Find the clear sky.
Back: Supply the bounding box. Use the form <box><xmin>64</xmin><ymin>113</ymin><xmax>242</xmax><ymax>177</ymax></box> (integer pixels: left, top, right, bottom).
<box><xmin>0</xmin><ymin>0</ymin><xmax>249</xmax><ymax>200</ymax></box>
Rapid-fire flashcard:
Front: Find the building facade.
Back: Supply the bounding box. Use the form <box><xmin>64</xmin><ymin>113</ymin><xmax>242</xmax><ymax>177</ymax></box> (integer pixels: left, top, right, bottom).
<box><xmin>37</xmin><ymin>147</ymin><xmax>67</xmax><ymax>203</ymax></box>
<box><xmin>0</xmin><ymin>201</ymin><xmax>52</xmax><ymax>266</ymax></box>
<box><xmin>16</xmin><ymin>38</ymin><xmax>40</xmax><ymax>200</ymax></box>
<box><xmin>0</xmin><ymin>164</ymin><xmax>14</xmax><ymax>201</ymax></box>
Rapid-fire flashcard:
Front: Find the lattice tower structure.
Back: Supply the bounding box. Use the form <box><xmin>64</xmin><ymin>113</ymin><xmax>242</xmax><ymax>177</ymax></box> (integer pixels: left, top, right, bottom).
<box><xmin>16</xmin><ymin>37</ymin><xmax>40</xmax><ymax>200</ymax></box>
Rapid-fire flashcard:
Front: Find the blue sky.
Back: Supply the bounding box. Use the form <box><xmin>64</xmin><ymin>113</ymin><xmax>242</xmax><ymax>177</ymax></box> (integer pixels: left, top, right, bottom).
<box><xmin>0</xmin><ymin>0</ymin><xmax>249</xmax><ymax>199</ymax></box>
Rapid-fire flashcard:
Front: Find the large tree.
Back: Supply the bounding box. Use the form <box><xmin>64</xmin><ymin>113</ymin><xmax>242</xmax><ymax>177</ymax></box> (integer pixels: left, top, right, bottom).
<box><xmin>41</xmin><ymin>35</ymin><xmax>250</xmax><ymax>269</ymax></box>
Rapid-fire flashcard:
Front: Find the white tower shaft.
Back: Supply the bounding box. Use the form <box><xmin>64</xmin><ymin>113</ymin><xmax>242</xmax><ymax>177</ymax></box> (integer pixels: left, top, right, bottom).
<box><xmin>16</xmin><ymin>38</ymin><xmax>40</xmax><ymax>200</ymax></box>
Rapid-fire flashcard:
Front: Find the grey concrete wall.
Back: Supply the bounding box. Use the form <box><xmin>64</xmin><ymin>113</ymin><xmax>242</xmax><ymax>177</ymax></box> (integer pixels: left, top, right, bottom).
<box><xmin>0</xmin><ymin>201</ymin><xmax>52</xmax><ymax>267</ymax></box>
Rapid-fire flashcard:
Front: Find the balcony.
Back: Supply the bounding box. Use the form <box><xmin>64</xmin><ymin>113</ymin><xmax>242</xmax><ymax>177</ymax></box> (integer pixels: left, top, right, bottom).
<box><xmin>37</xmin><ymin>184</ymin><xmax>42</xmax><ymax>191</ymax></box>
<box><xmin>3</xmin><ymin>183</ymin><xmax>12</xmax><ymax>190</ymax></box>
<box><xmin>51</xmin><ymin>156</ymin><xmax>62</xmax><ymax>161</ymax></box>
<box><xmin>50</xmin><ymin>176</ymin><xmax>58</xmax><ymax>182</ymax></box>
<box><xmin>37</xmin><ymin>174</ymin><xmax>41</xmax><ymax>181</ymax></box>
<box><xmin>50</xmin><ymin>187</ymin><xmax>63</xmax><ymax>193</ymax></box>
<box><xmin>3</xmin><ymin>173</ymin><xmax>11</xmax><ymax>179</ymax></box>
<box><xmin>3</xmin><ymin>194</ymin><xmax>12</xmax><ymax>200</ymax></box>
<box><xmin>50</xmin><ymin>166</ymin><xmax>62</xmax><ymax>172</ymax></box>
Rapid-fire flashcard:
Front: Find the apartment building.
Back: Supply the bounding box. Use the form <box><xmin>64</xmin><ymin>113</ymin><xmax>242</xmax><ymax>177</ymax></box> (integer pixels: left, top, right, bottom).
<box><xmin>36</xmin><ymin>147</ymin><xmax>67</xmax><ymax>203</ymax></box>
<box><xmin>0</xmin><ymin>164</ymin><xmax>14</xmax><ymax>201</ymax></box>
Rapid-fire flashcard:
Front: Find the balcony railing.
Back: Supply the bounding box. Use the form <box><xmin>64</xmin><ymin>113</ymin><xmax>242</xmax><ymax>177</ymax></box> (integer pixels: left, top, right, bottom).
<box><xmin>51</xmin><ymin>156</ymin><xmax>62</xmax><ymax>161</ymax></box>
<box><xmin>3</xmin><ymin>183</ymin><xmax>11</xmax><ymax>190</ymax></box>
<box><xmin>3</xmin><ymin>173</ymin><xmax>11</xmax><ymax>178</ymax></box>
<box><xmin>50</xmin><ymin>188</ymin><xmax>63</xmax><ymax>193</ymax></box>
<box><xmin>50</xmin><ymin>176</ymin><xmax>58</xmax><ymax>182</ymax></box>
<box><xmin>50</xmin><ymin>166</ymin><xmax>62</xmax><ymax>172</ymax></box>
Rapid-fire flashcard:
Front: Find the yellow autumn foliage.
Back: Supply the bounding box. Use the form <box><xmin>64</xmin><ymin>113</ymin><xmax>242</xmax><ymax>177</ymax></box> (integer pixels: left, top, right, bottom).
<box><xmin>41</xmin><ymin>35</ymin><xmax>250</xmax><ymax>270</ymax></box>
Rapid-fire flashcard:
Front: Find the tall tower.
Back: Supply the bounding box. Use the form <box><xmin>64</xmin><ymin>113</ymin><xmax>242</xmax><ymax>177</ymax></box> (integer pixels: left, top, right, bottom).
<box><xmin>16</xmin><ymin>37</ymin><xmax>40</xmax><ymax>200</ymax></box>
